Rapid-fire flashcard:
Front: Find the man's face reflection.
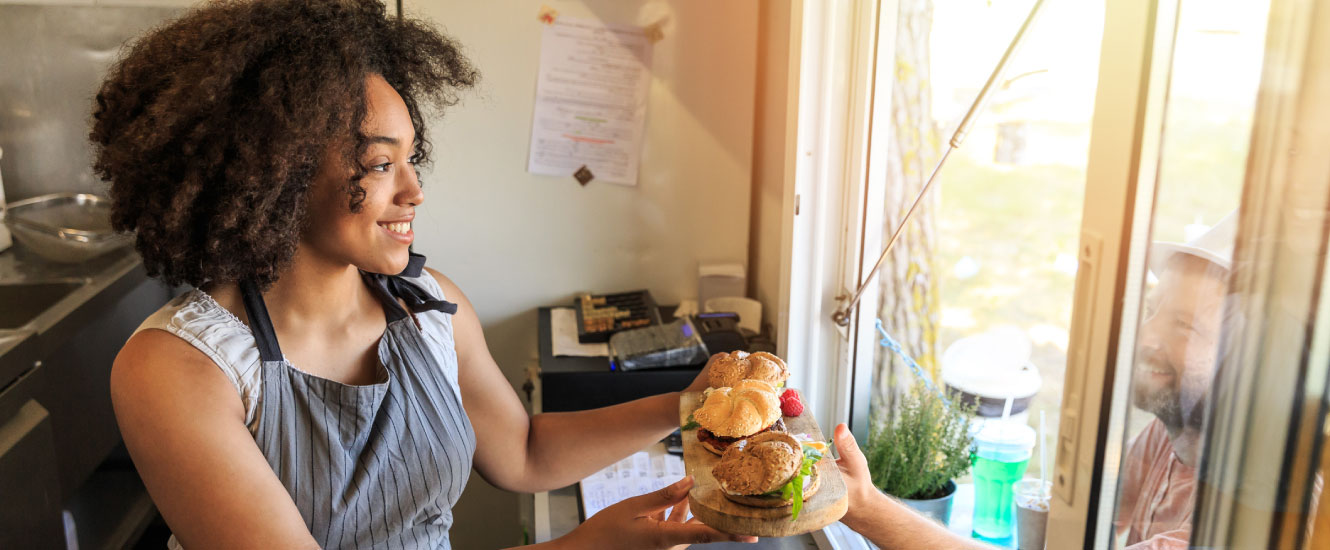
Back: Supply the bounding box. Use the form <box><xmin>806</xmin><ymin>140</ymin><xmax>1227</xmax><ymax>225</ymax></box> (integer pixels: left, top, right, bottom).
<box><xmin>1132</xmin><ymin>255</ymin><xmax>1228</xmax><ymax>431</ymax></box>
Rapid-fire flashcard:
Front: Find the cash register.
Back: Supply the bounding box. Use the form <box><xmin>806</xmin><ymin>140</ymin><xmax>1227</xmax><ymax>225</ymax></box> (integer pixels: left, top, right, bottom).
<box><xmin>536</xmin><ymin>291</ymin><xmax>770</xmax><ymax>412</ymax></box>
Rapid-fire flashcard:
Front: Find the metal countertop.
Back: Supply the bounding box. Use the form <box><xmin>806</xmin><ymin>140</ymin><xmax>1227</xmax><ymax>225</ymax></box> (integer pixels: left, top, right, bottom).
<box><xmin>0</xmin><ymin>245</ymin><xmax>150</xmax><ymax>383</ymax></box>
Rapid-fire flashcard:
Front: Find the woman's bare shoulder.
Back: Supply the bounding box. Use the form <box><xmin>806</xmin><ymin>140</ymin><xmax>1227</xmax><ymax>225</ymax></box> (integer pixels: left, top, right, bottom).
<box><xmin>111</xmin><ymin>331</ymin><xmax>311</xmax><ymax>548</ymax></box>
<box><xmin>422</xmin><ymin>267</ymin><xmax>463</xmax><ymax>299</ymax></box>
<box><xmin>112</xmin><ymin>328</ymin><xmax>245</xmax><ymax>422</ymax></box>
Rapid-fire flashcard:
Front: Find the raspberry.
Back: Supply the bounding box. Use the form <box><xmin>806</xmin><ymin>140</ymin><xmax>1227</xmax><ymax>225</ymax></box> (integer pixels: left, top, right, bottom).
<box><xmin>780</xmin><ymin>388</ymin><xmax>800</xmax><ymax>403</ymax></box>
<box><xmin>780</xmin><ymin>389</ymin><xmax>804</xmax><ymax>417</ymax></box>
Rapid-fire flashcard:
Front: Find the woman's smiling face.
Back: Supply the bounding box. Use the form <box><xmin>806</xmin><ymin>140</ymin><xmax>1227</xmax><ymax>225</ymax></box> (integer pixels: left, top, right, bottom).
<box><xmin>303</xmin><ymin>74</ymin><xmax>425</xmax><ymax>276</ymax></box>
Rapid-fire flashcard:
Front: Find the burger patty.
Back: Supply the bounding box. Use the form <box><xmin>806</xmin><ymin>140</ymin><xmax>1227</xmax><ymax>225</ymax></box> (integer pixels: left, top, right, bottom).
<box><xmin>697</xmin><ymin>418</ymin><xmax>787</xmax><ymax>452</ymax></box>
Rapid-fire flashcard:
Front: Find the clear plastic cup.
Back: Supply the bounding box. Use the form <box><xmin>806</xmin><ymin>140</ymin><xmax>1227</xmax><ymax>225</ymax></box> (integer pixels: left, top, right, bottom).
<box><xmin>1014</xmin><ymin>478</ymin><xmax>1051</xmax><ymax>550</ymax></box>
<box><xmin>971</xmin><ymin>420</ymin><xmax>1036</xmax><ymax>539</ymax></box>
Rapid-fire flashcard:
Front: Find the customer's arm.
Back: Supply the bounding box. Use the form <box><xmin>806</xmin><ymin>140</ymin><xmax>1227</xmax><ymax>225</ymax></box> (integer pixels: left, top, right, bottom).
<box><xmin>833</xmin><ymin>424</ymin><xmax>993</xmax><ymax>550</ymax></box>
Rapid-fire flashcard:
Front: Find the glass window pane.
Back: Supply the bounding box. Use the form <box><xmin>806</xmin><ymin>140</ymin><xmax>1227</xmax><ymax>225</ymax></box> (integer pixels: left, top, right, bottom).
<box><xmin>1107</xmin><ymin>0</ymin><xmax>1270</xmax><ymax>548</ymax></box>
<box><xmin>864</xmin><ymin>0</ymin><xmax>1103</xmax><ymax>543</ymax></box>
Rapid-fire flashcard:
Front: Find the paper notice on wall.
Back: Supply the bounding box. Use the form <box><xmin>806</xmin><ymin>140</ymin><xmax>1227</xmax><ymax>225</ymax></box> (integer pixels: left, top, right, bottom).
<box><xmin>527</xmin><ymin>17</ymin><xmax>652</xmax><ymax>186</ymax></box>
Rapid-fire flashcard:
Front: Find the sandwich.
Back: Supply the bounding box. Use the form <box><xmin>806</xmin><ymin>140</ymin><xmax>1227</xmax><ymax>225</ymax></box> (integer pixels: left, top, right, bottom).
<box><xmin>692</xmin><ymin>379</ymin><xmax>787</xmax><ymax>456</ymax></box>
<box><xmin>707</xmin><ymin>351</ymin><xmax>790</xmax><ymax>389</ymax></box>
<box><xmin>711</xmin><ymin>431</ymin><xmax>826</xmax><ymax>519</ymax></box>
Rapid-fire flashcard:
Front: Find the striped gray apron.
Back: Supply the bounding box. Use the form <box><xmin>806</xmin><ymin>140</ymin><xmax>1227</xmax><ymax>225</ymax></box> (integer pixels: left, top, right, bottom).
<box><xmin>239</xmin><ymin>254</ymin><xmax>475</xmax><ymax>549</ymax></box>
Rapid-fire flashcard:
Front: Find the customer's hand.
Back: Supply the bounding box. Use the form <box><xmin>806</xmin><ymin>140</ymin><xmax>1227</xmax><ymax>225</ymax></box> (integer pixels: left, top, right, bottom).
<box><xmin>830</xmin><ymin>424</ymin><xmax>995</xmax><ymax>550</ymax></box>
<box><xmin>557</xmin><ymin>476</ymin><xmax>757</xmax><ymax>549</ymax></box>
<box><xmin>832</xmin><ymin>423</ymin><xmax>881</xmax><ymax>529</ymax></box>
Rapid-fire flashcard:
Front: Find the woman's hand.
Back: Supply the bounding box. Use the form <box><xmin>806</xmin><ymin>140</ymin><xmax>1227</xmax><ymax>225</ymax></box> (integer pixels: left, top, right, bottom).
<box><xmin>682</xmin><ymin>354</ymin><xmax>716</xmax><ymax>394</ymax></box>
<box><xmin>555</xmin><ymin>476</ymin><xmax>756</xmax><ymax>549</ymax></box>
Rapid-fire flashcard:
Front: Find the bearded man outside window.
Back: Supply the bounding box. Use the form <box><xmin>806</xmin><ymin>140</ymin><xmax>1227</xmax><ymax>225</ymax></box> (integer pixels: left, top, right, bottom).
<box><xmin>1116</xmin><ymin>214</ymin><xmax>1238</xmax><ymax>550</ymax></box>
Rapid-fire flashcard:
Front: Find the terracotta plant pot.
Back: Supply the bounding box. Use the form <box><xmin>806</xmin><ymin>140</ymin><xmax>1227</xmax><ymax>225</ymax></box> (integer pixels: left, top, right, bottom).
<box><xmin>897</xmin><ymin>480</ymin><xmax>957</xmax><ymax>525</ymax></box>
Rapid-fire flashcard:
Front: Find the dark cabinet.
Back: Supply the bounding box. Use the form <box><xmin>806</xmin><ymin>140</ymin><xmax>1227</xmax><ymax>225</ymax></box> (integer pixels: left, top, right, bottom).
<box><xmin>0</xmin><ymin>397</ymin><xmax>64</xmax><ymax>549</ymax></box>
<box><xmin>0</xmin><ymin>264</ymin><xmax>174</xmax><ymax>549</ymax></box>
<box><xmin>35</xmin><ymin>279</ymin><xmax>170</xmax><ymax>501</ymax></box>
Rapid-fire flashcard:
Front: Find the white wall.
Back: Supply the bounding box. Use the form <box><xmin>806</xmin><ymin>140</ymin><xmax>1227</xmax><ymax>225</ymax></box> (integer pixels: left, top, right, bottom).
<box><xmin>406</xmin><ymin>1</ymin><xmax>757</xmax><ymax>547</ymax></box>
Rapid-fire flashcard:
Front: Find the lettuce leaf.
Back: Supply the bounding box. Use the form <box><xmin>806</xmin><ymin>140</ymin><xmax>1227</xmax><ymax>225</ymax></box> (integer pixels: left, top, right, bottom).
<box><xmin>681</xmin><ymin>414</ymin><xmax>699</xmax><ymax>431</ymax></box>
<box><xmin>779</xmin><ymin>445</ymin><xmax>824</xmax><ymax>521</ymax></box>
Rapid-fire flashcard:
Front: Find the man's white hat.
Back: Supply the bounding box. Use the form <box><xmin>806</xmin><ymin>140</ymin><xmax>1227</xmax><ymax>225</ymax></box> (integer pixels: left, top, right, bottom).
<box><xmin>1149</xmin><ymin>211</ymin><xmax>1239</xmax><ymax>275</ymax></box>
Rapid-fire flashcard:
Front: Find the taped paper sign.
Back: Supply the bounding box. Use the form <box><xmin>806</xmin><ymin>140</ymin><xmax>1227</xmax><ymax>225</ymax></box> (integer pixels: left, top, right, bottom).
<box><xmin>527</xmin><ymin>16</ymin><xmax>652</xmax><ymax>186</ymax></box>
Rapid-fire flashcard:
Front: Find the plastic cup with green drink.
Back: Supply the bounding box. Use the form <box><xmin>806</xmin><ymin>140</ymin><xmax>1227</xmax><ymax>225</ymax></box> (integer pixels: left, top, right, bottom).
<box><xmin>971</xmin><ymin>419</ymin><xmax>1036</xmax><ymax>540</ymax></box>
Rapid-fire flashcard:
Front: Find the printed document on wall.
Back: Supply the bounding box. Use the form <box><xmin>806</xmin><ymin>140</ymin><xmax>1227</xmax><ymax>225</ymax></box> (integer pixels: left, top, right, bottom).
<box><xmin>528</xmin><ymin>17</ymin><xmax>652</xmax><ymax>186</ymax></box>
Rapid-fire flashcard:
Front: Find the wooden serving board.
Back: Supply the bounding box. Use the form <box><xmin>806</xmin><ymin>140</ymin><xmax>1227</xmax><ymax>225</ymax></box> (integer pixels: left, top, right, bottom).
<box><xmin>679</xmin><ymin>390</ymin><xmax>848</xmax><ymax>538</ymax></box>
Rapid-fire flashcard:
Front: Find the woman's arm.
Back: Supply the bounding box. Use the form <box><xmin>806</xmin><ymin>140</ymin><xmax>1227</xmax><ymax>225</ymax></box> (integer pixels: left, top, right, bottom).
<box><xmin>431</xmin><ymin>269</ymin><xmax>691</xmax><ymax>493</ymax></box>
<box><xmin>111</xmin><ymin>330</ymin><xmax>317</xmax><ymax>550</ymax></box>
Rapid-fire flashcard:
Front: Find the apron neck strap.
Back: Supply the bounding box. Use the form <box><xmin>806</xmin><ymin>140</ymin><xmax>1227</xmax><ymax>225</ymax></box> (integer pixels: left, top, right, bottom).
<box><xmin>363</xmin><ymin>273</ymin><xmax>412</xmax><ymax>323</ymax></box>
<box><xmin>362</xmin><ymin>255</ymin><xmax>460</xmax><ymax>322</ymax></box>
<box><xmin>239</xmin><ymin>279</ymin><xmax>283</xmax><ymax>363</ymax></box>
<box><xmin>238</xmin><ymin>253</ymin><xmax>458</xmax><ymax>361</ymax></box>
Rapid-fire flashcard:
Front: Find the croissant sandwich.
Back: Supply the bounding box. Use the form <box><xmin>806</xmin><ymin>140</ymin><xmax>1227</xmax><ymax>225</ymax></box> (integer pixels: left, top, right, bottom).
<box><xmin>711</xmin><ymin>432</ymin><xmax>826</xmax><ymax>519</ymax></box>
<box><xmin>706</xmin><ymin>351</ymin><xmax>790</xmax><ymax>389</ymax></box>
<box><xmin>693</xmin><ymin>380</ymin><xmax>786</xmax><ymax>455</ymax></box>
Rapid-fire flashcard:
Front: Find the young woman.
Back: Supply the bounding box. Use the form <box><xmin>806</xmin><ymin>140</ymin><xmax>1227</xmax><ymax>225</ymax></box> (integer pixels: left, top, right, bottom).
<box><xmin>92</xmin><ymin>1</ymin><xmax>753</xmax><ymax>548</ymax></box>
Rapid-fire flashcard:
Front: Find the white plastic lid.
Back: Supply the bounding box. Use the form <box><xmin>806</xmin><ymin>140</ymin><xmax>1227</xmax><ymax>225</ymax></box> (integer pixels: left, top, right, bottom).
<box><xmin>973</xmin><ymin>420</ymin><xmax>1036</xmax><ymax>462</ymax></box>
<box><xmin>941</xmin><ymin>326</ymin><xmax>1042</xmax><ymax>399</ymax></box>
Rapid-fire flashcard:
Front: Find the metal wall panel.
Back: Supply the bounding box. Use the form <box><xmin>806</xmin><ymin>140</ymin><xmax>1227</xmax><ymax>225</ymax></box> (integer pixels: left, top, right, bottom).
<box><xmin>0</xmin><ymin>5</ymin><xmax>179</xmax><ymax>202</ymax></box>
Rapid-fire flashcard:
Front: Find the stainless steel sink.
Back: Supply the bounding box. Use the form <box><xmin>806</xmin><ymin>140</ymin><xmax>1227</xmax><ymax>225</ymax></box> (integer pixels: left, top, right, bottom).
<box><xmin>0</xmin><ymin>282</ymin><xmax>84</xmax><ymax>330</ymax></box>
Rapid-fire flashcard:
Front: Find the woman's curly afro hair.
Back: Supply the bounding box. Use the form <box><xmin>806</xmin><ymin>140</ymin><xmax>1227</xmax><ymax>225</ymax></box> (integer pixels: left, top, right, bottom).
<box><xmin>91</xmin><ymin>0</ymin><xmax>476</xmax><ymax>289</ymax></box>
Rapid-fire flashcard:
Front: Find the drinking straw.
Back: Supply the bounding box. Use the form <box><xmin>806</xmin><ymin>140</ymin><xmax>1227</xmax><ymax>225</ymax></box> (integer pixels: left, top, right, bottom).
<box><xmin>999</xmin><ymin>397</ymin><xmax>1014</xmax><ymax>443</ymax></box>
<box><xmin>1039</xmin><ymin>409</ymin><xmax>1048</xmax><ymax>498</ymax></box>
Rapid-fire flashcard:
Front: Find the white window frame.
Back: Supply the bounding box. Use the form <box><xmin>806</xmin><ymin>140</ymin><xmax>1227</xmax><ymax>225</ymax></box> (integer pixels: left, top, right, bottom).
<box><xmin>1064</xmin><ymin>0</ymin><xmax>1178</xmax><ymax>546</ymax></box>
<box><xmin>777</xmin><ymin>2</ymin><xmax>899</xmax><ymax>547</ymax></box>
<box><xmin>779</xmin><ymin>0</ymin><xmax>891</xmax><ymax>436</ymax></box>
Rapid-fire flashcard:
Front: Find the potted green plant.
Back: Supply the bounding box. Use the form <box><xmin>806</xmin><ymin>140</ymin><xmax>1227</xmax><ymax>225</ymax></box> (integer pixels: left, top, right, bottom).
<box><xmin>866</xmin><ymin>381</ymin><xmax>975</xmax><ymax>524</ymax></box>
